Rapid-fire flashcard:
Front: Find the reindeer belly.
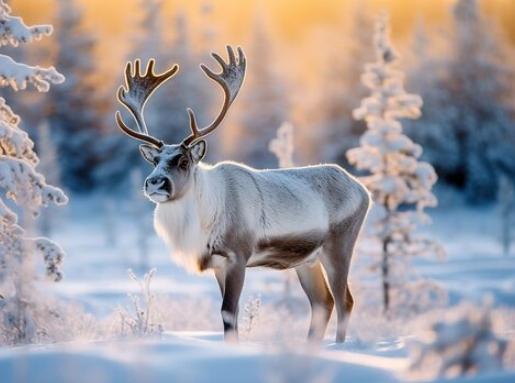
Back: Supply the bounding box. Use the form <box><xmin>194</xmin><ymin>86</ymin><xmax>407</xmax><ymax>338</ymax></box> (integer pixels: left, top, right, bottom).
<box><xmin>247</xmin><ymin>232</ymin><xmax>326</xmax><ymax>270</ymax></box>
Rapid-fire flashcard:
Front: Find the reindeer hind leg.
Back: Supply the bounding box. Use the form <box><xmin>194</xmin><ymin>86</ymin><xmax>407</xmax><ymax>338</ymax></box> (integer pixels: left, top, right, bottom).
<box><xmin>295</xmin><ymin>260</ymin><xmax>334</xmax><ymax>342</ymax></box>
<box><xmin>321</xmin><ymin>213</ymin><xmax>365</xmax><ymax>343</ymax></box>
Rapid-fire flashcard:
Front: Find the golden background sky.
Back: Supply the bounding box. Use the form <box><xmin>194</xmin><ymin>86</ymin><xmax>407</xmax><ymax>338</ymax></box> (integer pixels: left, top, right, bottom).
<box><xmin>9</xmin><ymin>0</ymin><xmax>515</xmax><ymax>96</ymax></box>
<box><xmin>11</xmin><ymin>0</ymin><xmax>515</xmax><ymax>45</ymax></box>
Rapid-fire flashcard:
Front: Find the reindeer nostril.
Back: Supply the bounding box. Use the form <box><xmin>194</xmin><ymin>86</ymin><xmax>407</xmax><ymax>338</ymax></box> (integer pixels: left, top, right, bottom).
<box><xmin>145</xmin><ymin>177</ymin><xmax>171</xmax><ymax>194</ymax></box>
<box><xmin>148</xmin><ymin>177</ymin><xmax>162</xmax><ymax>186</ymax></box>
<box><xmin>160</xmin><ymin>178</ymin><xmax>171</xmax><ymax>192</ymax></box>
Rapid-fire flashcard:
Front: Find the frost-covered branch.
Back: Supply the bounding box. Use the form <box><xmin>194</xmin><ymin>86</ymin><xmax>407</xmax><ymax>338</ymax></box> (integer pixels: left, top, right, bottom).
<box><xmin>0</xmin><ymin>97</ymin><xmax>38</xmax><ymax>163</ymax></box>
<box><xmin>0</xmin><ymin>2</ymin><xmax>53</xmax><ymax>47</ymax></box>
<box><xmin>0</xmin><ymin>156</ymin><xmax>68</xmax><ymax>215</ymax></box>
<box><xmin>0</xmin><ymin>196</ymin><xmax>16</xmax><ymax>224</ymax></box>
<box><xmin>0</xmin><ymin>55</ymin><xmax>64</xmax><ymax>92</ymax></box>
<box><xmin>32</xmin><ymin>237</ymin><xmax>65</xmax><ymax>282</ymax></box>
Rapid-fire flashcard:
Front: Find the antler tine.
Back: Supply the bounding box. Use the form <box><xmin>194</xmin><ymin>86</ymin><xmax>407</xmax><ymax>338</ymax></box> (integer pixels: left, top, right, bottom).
<box><xmin>115</xmin><ymin>59</ymin><xmax>179</xmax><ymax>147</ymax></box>
<box><xmin>182</xmin><ymin>45</ymin><xmax>246</xmax><ymax>147</ymax></box>
<box><xmin>115</xmin><ymin>111</ymin><xmax>164</xmax><ymax>148</ymax></box>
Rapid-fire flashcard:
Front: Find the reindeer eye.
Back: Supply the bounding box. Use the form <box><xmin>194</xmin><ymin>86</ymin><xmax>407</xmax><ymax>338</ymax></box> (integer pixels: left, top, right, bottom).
<box><xmin>179</xmin><ymin>158</ymin><xmax>189</xmax><ymax>169</ymax></box>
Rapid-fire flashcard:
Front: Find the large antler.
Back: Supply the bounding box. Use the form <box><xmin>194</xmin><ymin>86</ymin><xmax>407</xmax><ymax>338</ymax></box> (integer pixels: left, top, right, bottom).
<box><xmin>115</xmin><ymin>59</ymin><xmax>178</xmax><ymax>148</ymax></box>
<box><xmin>182</xmin><ymin>45</ymin><xmax>246</xmax><ymax>147</ymax></box>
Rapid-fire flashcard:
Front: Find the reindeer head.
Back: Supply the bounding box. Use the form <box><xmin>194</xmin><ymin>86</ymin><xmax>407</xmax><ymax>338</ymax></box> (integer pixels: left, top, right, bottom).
<box><xmin>115</xmin><ymin>46</ymin><xmax>246</xmax><ymax>203</ymax></box>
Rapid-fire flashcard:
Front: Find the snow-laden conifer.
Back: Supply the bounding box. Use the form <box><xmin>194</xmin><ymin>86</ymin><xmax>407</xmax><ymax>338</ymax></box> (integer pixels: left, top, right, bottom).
<box><xmin>347</xmin><ymin>13</ymin><xmax>443</xmax><ymax>315</ymax></box>
<box><xmin>0</xmin><ymin>0</ymin><xmax>67</xmax><ymax>344</ymax></box>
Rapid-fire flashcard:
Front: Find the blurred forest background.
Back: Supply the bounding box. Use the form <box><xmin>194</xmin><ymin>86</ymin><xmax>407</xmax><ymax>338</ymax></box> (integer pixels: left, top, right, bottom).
<box><xmin>3</xmin><ymin>0</ymin><xmax>515</xmax><ymax>205</ymax></box>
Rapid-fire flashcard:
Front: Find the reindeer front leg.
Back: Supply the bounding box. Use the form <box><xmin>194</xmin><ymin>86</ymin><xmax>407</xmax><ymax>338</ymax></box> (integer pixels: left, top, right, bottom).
<box><xmin>219</xmin><ymin>259</ymin><xmax>246</xmax><ymax>342</ymax></box>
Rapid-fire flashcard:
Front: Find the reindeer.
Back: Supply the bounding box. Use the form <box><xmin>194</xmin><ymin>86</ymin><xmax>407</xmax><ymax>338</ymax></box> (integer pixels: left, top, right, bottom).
<box><xmin>115</xmin><ymin>46</ymin><xmax>370</xmax><ymax>343</ymax></box>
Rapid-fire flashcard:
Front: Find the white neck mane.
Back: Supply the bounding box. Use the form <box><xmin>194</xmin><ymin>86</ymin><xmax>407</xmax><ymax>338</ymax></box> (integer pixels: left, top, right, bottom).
<box><xmin>153</xmin><ymin>166</ymin><xmax>225</xmax><ymax>273</ymax></box>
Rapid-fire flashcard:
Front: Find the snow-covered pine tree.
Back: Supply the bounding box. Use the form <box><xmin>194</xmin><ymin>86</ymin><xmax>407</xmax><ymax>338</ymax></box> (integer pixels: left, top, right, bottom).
<box><xmin>226</xmin><ymin>9</ymin><xmax>289</xmax><ymax>168</ymax></box>
<box><xmin>347</xmin><ymin>13</ymin><xmax>442</xmax><ymax>315</ymax></box>
<box><xmin>0</xmin><ymin>0</ymin><xmax>67</xmax><ymax>344</ymax></box>
<box><xmin>47</xmin><ymin>0</ymin><xmax>107</xmax><ymax>193</ymax></box>
<box><xmin>445</xmin><ymin>0</ymin><xmax>515</xmax><ymax>203</ymax></box>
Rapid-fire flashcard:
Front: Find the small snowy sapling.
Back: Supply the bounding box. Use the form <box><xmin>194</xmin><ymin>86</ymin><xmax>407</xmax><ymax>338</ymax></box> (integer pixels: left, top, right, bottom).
<box><xmin>347</xmin><ymin>12</ymin><xmax>443</xmax><ymax>315</ymax></box>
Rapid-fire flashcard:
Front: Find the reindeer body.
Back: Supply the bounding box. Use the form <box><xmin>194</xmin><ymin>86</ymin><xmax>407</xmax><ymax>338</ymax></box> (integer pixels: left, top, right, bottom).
<box><xmin>115</xmin><ymin>46</ymin><xmax>370</xmax><ymax>342</ymax></box>
<box><xmin>154</xmin><ymin>161</ymin><xmax>368</xmax><ymax>274</ymax></box>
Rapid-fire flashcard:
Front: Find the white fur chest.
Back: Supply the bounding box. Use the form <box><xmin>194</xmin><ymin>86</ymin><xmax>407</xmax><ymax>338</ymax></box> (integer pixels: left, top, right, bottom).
<box><xmin>153</xmin><ymin>195</ymin><xmax>208</xmax><ymax>273</ymax></box>
<box><xmin>153</xmin><ymin>171</ymin><xmax>224</xmax><ymax>273</ymax></box>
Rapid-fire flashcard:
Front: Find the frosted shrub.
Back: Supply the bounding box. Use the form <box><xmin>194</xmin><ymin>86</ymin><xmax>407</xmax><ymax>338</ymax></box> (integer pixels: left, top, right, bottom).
<box><xmin>409</xmin><ymin>303</ymin><xmax>511</xmax><ymax>379</ymax></box>
<box><xmin>0</xmin><ymin>0</ymin><xmax>67</xmax><ymax>345</ymax></box>
<box><xmin>119</xmin><ymin>268</ymin><xmax>163</xmax><ymax>337</ymax></box>
<box><xmin>347</xmin><ymin>13</ymin><xmax>444</xmax><ymax>316</ymax></box>
<box><xmin>242</xmin><ymin>294</ymin><xmax>261</xmax><ymax>341</ymax></box>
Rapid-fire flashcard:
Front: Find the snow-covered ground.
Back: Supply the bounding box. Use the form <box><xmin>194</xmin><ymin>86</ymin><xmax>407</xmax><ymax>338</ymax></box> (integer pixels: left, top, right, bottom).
<box><xmin>1</xmin><ymin>194</ymin><xmax>514</xmax><ymax>383</ymax></box>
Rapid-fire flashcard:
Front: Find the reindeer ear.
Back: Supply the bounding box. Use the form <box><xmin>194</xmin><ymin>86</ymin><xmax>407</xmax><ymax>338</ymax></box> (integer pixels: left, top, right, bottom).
<box><xmin>139</xmin><ymin>144</ymin><xmax>160</xmax><ymax>164</ymax></box>
<box><xmin>190</xmin><ymin>140</ymin><xmax>207</xmax><ymax>163</ymax></box>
